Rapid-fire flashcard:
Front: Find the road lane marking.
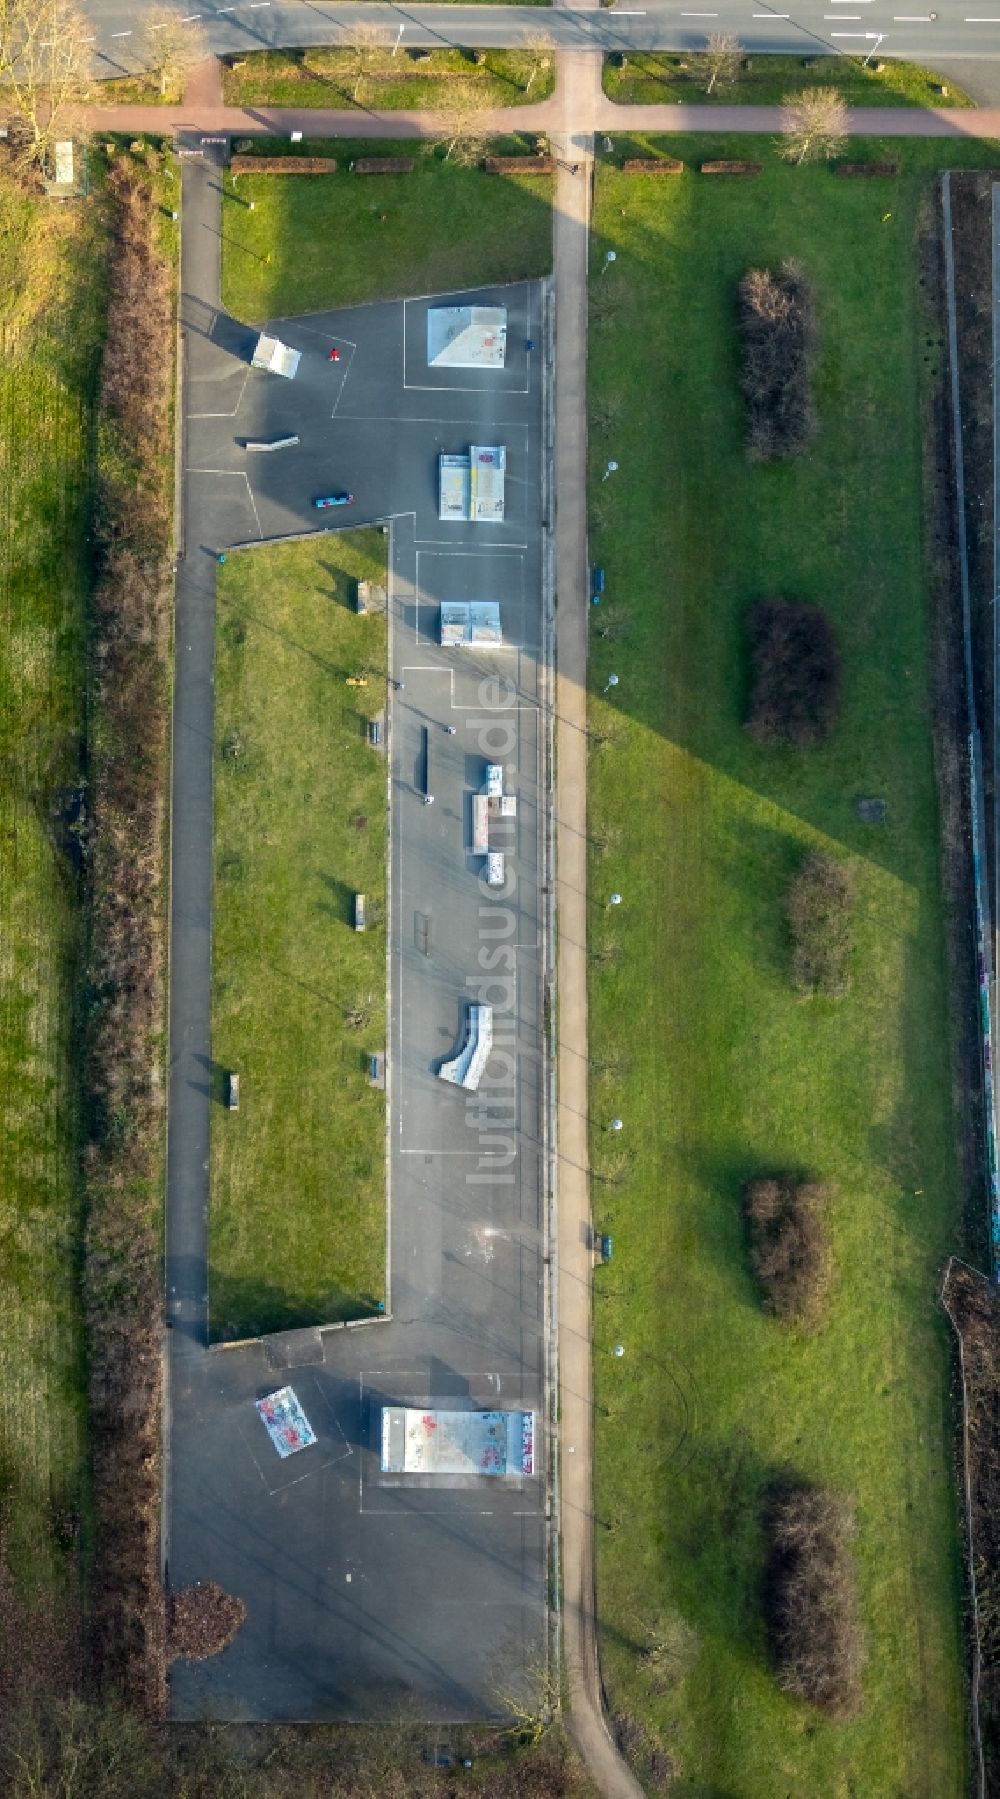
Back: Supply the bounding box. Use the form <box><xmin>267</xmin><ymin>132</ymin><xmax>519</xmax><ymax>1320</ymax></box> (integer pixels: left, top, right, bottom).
<box><xmin>893</xmin><ymin>13</ymin><xmax>934</xmax><ymax>18</ymax></box>
<box><xmin>111</xmin><ymin>28</ymin><xmax>132</xmax><ymax>35</ymax></box>
<box><xmin>180</xmin><ymin>12</ymin><xmax>201</xmax><ymax>20</ymax></box>
<box><xmin>965</xmin><ymin>14</ymin><xmax>1000</xmax><ymax>18</ymax></box>
<box><xmin>680</xmin><ymin>11</ymin><xmax>718</xmax><ymax>15</ymax></box>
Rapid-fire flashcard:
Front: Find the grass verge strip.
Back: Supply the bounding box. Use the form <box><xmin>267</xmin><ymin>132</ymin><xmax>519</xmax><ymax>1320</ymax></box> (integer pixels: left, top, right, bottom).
<box><xmin>587</xmin><ymin>134</ymin><xmax>973</xmax><ymax>1794</ymax></box>
<box><xmin>602</xmin><ymin>50</ymin><xmax>972</xmax><ymax>108</ymax></box>
<box><xmin>210</xmin><ymin>534</ymin><xmax>388</xmax><ymax>1339</ymax></box>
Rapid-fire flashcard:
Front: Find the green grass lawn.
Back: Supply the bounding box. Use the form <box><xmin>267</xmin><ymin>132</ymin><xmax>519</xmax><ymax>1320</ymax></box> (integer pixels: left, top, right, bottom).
<box><xmin>221</xmin><ymin>138</ymin><xmax>552</xmax><ymax>319</ymax></box>
<box><xmin>211</xmin><ymin>534</ymin><xmax>389</xmax><ymax>1339</ymax></box>
<box><xmin>222</xmin><ymin>46</ymin><xmax>555</xmax><ymax>110</ymax></box>
<box><xmin>0</xmin><ymin>179</ymin><xmax>108</xmax><ymax>1667</ymax></box>
<box><xmin>586</xmin><ymin>135</ymin><xmax>990</xmax><ymax>1794</ymax></box>
<box><xmin>603</xmin><ymin>50</ymin><xmax>972</xmax><ymax>108</ymax></box>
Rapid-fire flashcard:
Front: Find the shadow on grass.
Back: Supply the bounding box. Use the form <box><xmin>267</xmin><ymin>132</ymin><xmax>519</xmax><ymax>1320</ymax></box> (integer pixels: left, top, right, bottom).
<box><xmin>315</xmin><ymin>869</ymin><xmax>361</xmax><ymax>926</ymax></box>
<box><xmin>209</xmin><ymin>1268</ymin><xmax>381</xmax><ymax>1341</ymax></box>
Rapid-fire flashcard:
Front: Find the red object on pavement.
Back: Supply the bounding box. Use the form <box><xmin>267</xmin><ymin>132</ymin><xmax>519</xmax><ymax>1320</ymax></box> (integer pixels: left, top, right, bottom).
<box><xmin>328</xmin><ymin>347</ymin><xmax>341</xmax><ymax>362</ymax></box>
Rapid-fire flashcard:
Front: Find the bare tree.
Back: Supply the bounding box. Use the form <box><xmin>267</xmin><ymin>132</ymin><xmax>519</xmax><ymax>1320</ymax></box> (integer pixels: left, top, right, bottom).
<box><xmin>441</xmin><ymin>103</ymin><xmax>489</xmax><ymax>166</ymax></box>
<box><xmin>138</xmin><ymin>6</ymin><xmax>208</xmax><ymax>99</ymax></box>
<box><xmin>0</xmin><ymin>0</ymin><xmax>17</xmax><ymax>80</ymax></box>
<box><xmin>705</xmin><ymin>30</ymin><xmax>741</xmax><ymax>95</ymax></box>
<box><xmin>779</xmin><ymin>86</ymin><xmax>848</xmax><ymax>164</ymax></box>
<box><xmin>349</xmin><ymin>21</ymin><xmax>390</xmax><ymax>101</ymax></box>
<box><xmin>5</xmin><ymin>0</ymin><xmax>92</xmax><ymax>164</ymax></box>
<box><xmin>522</xmin><ymin>26</ymin><xmax>555</xmax><ymax>97</ymax></box>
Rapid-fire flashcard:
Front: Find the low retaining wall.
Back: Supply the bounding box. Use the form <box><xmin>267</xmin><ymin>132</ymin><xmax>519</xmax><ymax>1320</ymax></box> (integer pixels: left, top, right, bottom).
<box><xmin>230</xmin><ymin>156</ymin><xmax>337</xmax><ymax>175</ymax></box>
<box><xmin>484</xmin><ymin>155</ymin><xmax>553</xmax><ymax>175</ymax></box>
<box><xmin>623</xmin><ymin>157</ymin><xmax>684</xmax><ymax>175</ymax></box>
<box><xmin>351</xmin><ymin>156</ymin><xmax>415</xmax><ymax>174</ymax></box>
<box><xmin>701</xmin><ymin>160</ymin><xmax>762</xmax><ymax>176</ymax></box>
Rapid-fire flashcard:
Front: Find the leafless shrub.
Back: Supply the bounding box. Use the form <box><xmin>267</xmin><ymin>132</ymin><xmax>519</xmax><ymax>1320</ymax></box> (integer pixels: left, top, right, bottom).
<box><xmin>738</xmin><ymin>260</ymin><xmax>816</xmax><ymax>460</ymax></box>
<box><xmin>84</xmin><ymin>160</ymin><xmax>173</xmax><ymax>1716</ymax></box>
<box><xmin>743</xmin><ymin>1176</ymin><xmax>833</xmax><ymax>1328</ymax></box>
<box><xmin>763</xmin><ymin>1480</ymin><xmax>866</xmax><ymax>1716</ymax></box>
<box><xmin>786</xmin><ymin>851</ymin><xmax>854</xmax><ymax>995</ymax></box>
<box><xmin>745</xmin><ymin>598</ymin><xmax>841</xmax><ymax>746</ymax></box>
<box><xmin>98</xmin><ymin>168</ymin><xmax>171</xmax><ymax>462</ymax></box>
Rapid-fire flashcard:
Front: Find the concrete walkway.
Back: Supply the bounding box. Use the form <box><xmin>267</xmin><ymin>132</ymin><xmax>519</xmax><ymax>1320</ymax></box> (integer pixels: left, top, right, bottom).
<box><xmin>80</xmin><ymin>94</ymin><xmax>1000</xmax><ymax>140</ymax></box>
<box><xmin>551</xmin><ymin>45</ymin><xmax>645</xmax><ymax>1799</ymax></box>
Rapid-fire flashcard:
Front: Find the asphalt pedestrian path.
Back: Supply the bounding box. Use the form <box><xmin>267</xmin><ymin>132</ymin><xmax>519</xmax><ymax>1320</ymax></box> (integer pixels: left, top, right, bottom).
<box><xmin>78</xmin><ymin>86</ymin><xmax>1000</xmax><ymax>140</ymax></box>
<box><xmin>549</xmin><ymin>29</ymin><xmax>645</xmax><ymax>1799</ymax></box>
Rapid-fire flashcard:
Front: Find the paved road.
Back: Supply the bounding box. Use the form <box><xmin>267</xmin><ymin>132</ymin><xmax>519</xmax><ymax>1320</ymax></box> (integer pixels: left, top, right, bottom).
<box><xmin>84</xmin><ymin>0</ymin><xmax>1000</xmax><ymax>76</ymax></box>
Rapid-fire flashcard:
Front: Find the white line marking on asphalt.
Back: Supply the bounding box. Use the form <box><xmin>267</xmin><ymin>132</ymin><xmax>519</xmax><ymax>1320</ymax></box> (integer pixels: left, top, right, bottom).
<box><xmin>893</xmin><ymin>13</ymin><xmax>934</xmax><ymax>17</ymax></box>
<box><xmin>825</xmin><ymin>14</ymin><xmax>857</xmax><ymax>18</ymax></box>
<box><xmin>753</xmin><ymin>12</ymin><xmax>789</xmax><ymax>15</ymax></box>
<box><xmin>965</xmin><ymin>14</ymin><xmax>1000</xmax><ymax>17</ymax></box>
<box><xmin>414</xmin><ymin>539</ymin><xmax>528</xmax><ymax>550</ymax></box>
<box><xmin>151</xmin><ymin>20</ymin><xmax>170</xmax><ymax>27</ymax></box>
<box><xmin>249</xmin><ymin>3</ymin><xmax>270</xmax><ymax>8</ymax></box>
<box><xmin>680</xmin><ymin>10</ymin><xmax>717</xmax><ymax>14</ymax></box>
<box><xmin>181</xmin><ymin>13</ymin><xmax>201</xmax><ymax>20</ymax></box>
<box><xmin>830</xmin><ymin>30</ymin><xmax>870</xmax><ymax>35</ymax></box>
<box><xmin>216</xmin><ymin>5</ymin><xmax>236</xmax><ymax>10</ymax></box>
<box><xmin>111</xmin><ymin>29</ymin><xmax>132</xmax><ymax>36</ymax></box>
